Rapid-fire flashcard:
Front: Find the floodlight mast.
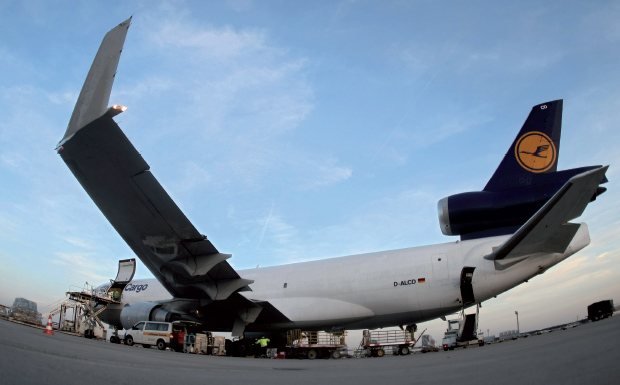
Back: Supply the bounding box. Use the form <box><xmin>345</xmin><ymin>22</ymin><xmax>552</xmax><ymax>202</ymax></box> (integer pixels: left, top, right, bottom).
<box><xmin>515</xmin><ymin>311</ymin><xmax>520</xmax><ymax>334</ymax></box>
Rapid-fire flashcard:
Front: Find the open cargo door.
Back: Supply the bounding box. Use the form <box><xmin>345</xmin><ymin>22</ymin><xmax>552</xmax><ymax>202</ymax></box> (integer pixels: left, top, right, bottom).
<box><xmin>106</xmin><ymin>258</ymin><xmax>136</xmax><ymax>301</ymax></box>
<box><xmin>460</xmin><ymin>267</ymin><xmax>476</xmax><ymax>306</ymax></box>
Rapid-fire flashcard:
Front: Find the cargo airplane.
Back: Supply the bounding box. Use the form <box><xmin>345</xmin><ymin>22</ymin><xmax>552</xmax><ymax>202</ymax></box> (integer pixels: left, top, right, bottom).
<box><xmin>57</xmin><ymin>18</ymin><xmax>608</xmax><ymax>350</ymax></box>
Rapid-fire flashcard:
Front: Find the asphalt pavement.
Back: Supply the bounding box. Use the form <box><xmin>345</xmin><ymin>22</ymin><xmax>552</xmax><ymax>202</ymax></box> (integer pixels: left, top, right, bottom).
<box><xmin>1</xmin><ymin>316</ymin><xmax>619</xmax><ymax>384</ymax></box>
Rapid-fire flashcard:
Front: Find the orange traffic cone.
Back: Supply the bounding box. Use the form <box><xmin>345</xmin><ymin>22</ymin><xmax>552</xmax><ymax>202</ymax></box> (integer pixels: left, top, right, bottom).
<box><xmin>43</xmin><ymin>314</ymin><xmax>54</xmax><ymax>335</ymax></box>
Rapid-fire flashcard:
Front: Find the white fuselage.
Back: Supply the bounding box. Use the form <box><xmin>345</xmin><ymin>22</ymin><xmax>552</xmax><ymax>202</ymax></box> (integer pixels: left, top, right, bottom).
<box><xmin>115</xmin><ymin>223</ymin><xmax>590</xmax><ymax>331</ymax></box>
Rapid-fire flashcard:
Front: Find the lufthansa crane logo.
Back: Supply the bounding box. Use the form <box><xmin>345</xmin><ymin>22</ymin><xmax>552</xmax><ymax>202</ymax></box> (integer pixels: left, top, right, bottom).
<box><xmin>515</xmin><ymin>131</ymin><xmax>556</xmax><ymax>173</ymax></box>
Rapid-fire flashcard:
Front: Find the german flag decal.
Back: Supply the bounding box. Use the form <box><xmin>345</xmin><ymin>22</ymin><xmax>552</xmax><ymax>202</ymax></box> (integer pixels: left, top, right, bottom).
<box><xmin>418</xmin><ymin>278</ymin><xmax>426</xmax><ymax>283</ymax></box>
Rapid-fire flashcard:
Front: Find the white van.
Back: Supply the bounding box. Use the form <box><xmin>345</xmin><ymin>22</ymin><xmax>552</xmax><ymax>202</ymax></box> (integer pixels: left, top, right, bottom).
<box><xmin>124</xmin><ymin>321</ymin><xmax>175</xmax><ymax>350</ymax></box>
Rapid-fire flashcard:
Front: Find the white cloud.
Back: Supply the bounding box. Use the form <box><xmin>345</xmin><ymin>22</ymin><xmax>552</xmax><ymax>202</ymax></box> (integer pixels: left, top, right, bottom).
<box><xmin>0</xmin><ymin>212</ymin><xmax>19</xmax><ymax>240</ymax></box>
<box><xmin>116</xmin><ymin>15</ymin><xmax>351</xmax><ymax>197</ymax></box>
<box><xmin>47</xmin><ymin>91</ymin><xmax>77</xmax><ymax>105</ymax></box>
<box><xmin>175</xmin><ymin>161</ymin><xmax>212</xmax><ymax>193</ymax></box>
<box><xmin>151</xmin><ymin>21</ymin><xmax>268</xmax><ymax>59</ymax></box>
<box><xmin>64</xmin><ymin>237</ymin><xmax>95</xmax><ymax>250</ymax></box>
<box><xmin>52</xmin><ymin>252</ymin><xmax>109</xmax><ymax>282</ymax></box>
<box><xmin>297</xmin><ymin>155</ymin><xmax>352</xmax><ymax>190</ymax></box>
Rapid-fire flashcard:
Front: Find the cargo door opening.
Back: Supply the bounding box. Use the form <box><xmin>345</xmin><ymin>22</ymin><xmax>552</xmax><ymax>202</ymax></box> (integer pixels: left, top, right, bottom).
<box><xmin>107</xmin><ymin>258</ymin><xmax>136</xmax><ymax>301</ymax></box>
<box><xmin>460</xmin><ymin>266</ymin><xmax>476</xmax><ymax>306</ymax></box>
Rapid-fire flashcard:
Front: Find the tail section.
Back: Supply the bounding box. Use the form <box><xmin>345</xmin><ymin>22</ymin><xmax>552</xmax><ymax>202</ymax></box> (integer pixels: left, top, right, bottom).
<box><xmin>484</xmin><ymin>100</ymin><xmax>562</xmax><ymax>192</ymax></box>
<box><xmin>438</xmin><ymin>99</ymin><xmax>607</xmax><ymax>240</ymax></box>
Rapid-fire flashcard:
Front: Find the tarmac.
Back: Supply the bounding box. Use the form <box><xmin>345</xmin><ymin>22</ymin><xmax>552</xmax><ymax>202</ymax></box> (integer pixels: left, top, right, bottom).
<box><xmin>1</xmin><ymin>316</ymin><xmax>619</xmax><ymax>385</ymax></box>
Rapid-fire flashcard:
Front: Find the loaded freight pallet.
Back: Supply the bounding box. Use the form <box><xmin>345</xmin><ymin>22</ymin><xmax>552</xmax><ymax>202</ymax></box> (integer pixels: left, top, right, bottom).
<box><xmin>284</xmin><ymin>329</ymin><xmax>347</xmax><ymax>359</ymax></box>
<box><xmin>359</xmin><ymin>328</ymin><xmax>425</xmax><ymax>357</ymax></box>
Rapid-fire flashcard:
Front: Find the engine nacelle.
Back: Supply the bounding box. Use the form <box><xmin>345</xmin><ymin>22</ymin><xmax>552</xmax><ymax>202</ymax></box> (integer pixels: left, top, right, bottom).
<box><xmin>120</xmin><ymin>302</ymin><xmax>180</xmax><ymax>330</ymax></box>
<box><xmin>438</xmin><ymin>188</ymin><xmax>551</xmax><ymax>239</ymax></box>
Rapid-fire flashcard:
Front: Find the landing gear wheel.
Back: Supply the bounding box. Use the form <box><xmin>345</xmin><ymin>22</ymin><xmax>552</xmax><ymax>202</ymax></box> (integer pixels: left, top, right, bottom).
<box><xmin>125</xmin><ymin>336</ymin><xmax>134</xmax><ymax>346</ymax></box>
<box><xmin>157</xmin><ymin>340</ymin><xmax>166</xmax><ymax>350</ymax></box>
<box><xmin>307</xmin><ymin>349</ymin><xmax>317</xmax><ymax>360</ymax></box>
<box><xmin>236</xmin><ymin>341</ymin><xmax>249</xmax><ymax>357</ymax></box>
<box><xmin>142</xmin><ymin>344</ymin><xmax>151</xmax><ymax>348</ymax></box>
<box><xmin>399</xmin><ymin>346</ymin><xmax>410</xmax><ymax>355</ymax></box>
<box><xmin>376</xmin><ymin>349</ymin><xmax>385</xmax><ymax>357</ymax></box>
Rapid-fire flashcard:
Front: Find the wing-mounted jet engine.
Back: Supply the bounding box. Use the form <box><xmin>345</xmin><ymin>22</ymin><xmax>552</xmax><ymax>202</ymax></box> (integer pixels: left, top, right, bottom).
<box><xmin>438</xmin><ymin>100</ymin><xmax>608</xmax><ymax>240</ymax></box>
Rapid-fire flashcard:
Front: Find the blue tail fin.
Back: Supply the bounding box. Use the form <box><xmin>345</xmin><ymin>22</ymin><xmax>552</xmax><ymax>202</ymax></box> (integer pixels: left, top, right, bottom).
<box><xmin>483</xmin><ymin>100</ymin><xmax>562</xmax><ymax>192</ymax></box>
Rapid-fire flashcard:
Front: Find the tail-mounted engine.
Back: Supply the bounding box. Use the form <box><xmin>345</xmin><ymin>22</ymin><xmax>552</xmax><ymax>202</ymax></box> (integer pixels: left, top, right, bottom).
<box><xmin>438</xmin><ymin>167</ymin><xmax>607</xmax><ymax>240</ymax></box>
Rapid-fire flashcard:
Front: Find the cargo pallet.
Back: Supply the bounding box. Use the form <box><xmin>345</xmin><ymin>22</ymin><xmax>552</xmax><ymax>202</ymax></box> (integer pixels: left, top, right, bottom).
<box><xmin>358</xmin><ymin>328</ymin><xmax>425</xmax><ymax>357</ymax></box>
<box><xmin>285</xmin><ymin>329</ymin><xmax>347</xmax><ymax>359</ymax></box>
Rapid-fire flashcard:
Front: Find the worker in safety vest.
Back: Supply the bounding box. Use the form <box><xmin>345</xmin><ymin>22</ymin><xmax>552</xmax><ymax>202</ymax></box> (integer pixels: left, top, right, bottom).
<box><xmin>255</xmin><ymin>336</ymin><xmax>270</xmax><ymax>357</ymax></box>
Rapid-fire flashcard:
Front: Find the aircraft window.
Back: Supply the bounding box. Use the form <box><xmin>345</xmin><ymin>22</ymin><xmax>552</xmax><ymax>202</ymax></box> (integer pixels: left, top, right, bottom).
<box><xmin>145</xmin><ymin>323</ymin><xmax>159</xmax><ymax>331</ymax></box>
<box><xmin>283</xmin><ymin>283</ymin><xmax>287</xmax><ymax>288</ymax></box>
<box><xmin>133</xmin><ymin>322</ymin><xmax>145</xmax><ymax>330</ymax></box>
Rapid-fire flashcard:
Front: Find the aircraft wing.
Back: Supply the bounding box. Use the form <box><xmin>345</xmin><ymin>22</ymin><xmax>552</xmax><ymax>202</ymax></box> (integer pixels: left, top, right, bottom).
<box><xmin>486</xmin><ymin>166</ymin><xmax>608</xmax><ymax>269</ymax></box>
<box><xmin>57</xmin><ymin>19</ymin><xmax>252</xmax><ymax>302</ymax></box>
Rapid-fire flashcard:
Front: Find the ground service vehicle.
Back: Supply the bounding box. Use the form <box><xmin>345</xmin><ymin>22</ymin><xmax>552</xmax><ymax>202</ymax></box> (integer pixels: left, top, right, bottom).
<box><xmin>442</xmin><ymin>305</ymin><xmax>480</xmax><ymax>351</ymax></box>
<box><xmin>483</xmin><ymin>335</ymin><xmax>496</xmax><ymax>345</ymax></box>
<box><xmin>588</xmin><ymin>300</ymin><xmax>615</xmax><ymax>321</ymax></box>
<box><xmin>124</xmin><ymin>321</ymin><xmax>188</xmax><ymax>351</ymax></box>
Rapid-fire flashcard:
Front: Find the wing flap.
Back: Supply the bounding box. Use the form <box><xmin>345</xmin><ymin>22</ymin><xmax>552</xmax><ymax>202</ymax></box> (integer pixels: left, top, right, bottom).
<box><xmin>487</xmin><ymin>166</ymin><xmax>608</xmax><ymax>265</ymax></box>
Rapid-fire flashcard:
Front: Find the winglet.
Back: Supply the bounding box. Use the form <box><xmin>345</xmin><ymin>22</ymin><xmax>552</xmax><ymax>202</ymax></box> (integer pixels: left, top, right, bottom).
<box><xmin>56</xmin><ymin>17</ymin><xmax>131</xmax><ymax>149</ymax></box>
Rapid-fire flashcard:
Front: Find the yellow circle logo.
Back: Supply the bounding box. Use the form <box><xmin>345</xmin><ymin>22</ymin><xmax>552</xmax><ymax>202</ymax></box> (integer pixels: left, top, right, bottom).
<box><xmin>515</xmin><ymin>131</ymin><xmax>556</xmax><ymax>173</ymax></box>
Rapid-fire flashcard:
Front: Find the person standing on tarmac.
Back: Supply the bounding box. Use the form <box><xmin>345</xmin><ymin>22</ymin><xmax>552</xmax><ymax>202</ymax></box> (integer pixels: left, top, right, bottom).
<box><xmin>255</xmin><ymin>336</ymin><xmax>270</xmax><ymax>357</ymax></box>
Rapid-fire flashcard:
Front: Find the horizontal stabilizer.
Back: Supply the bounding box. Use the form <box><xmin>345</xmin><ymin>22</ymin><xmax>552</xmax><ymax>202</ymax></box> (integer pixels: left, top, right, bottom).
<box><xmin>486</xmin><ymin>166</ymin><xmax>608</xmax><ymax>267</ymax></box>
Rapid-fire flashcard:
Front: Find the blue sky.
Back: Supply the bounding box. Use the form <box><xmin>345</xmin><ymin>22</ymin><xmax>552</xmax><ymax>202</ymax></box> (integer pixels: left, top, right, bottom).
<box><xmin>0</xmin><ymin>0</ymin><xmax>619</xmax><ymax>340</ymax></box>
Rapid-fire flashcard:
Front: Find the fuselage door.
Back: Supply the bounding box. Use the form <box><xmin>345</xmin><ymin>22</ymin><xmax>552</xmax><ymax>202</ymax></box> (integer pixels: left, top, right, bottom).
<box><xmin>460</xmin><ymin>267</ymin><xmax>476</xmax><ymax>306</ymax></box>
<box><xmin>107</xmin><ymin>258</ymin><xmax>137</xmax><ymax>301</ymax></box>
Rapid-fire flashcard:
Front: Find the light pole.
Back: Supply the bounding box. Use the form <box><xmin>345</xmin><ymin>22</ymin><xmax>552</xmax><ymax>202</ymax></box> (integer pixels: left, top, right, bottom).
<box><xmin>515</xmin><ymin>311</ymin><xmax>520</xmax><ymax>334</ymax></box>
